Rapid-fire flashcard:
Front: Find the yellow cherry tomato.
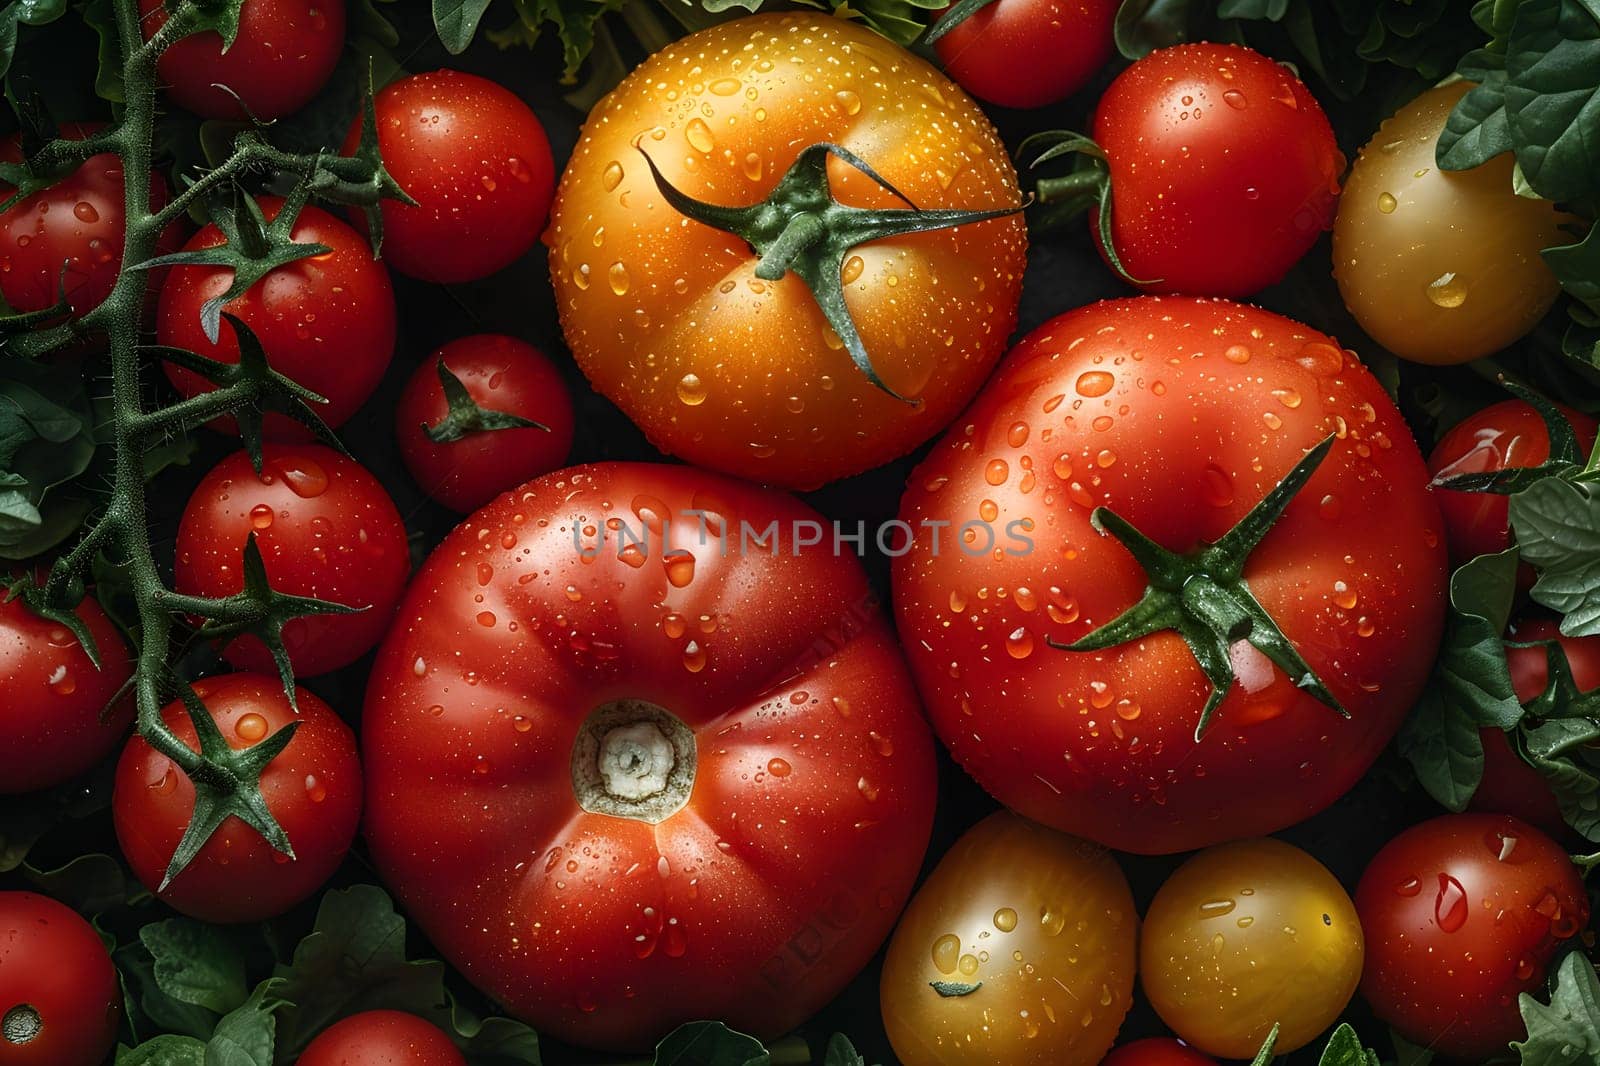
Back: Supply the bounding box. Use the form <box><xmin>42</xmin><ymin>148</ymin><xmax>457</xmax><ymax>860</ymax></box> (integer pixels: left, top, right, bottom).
<box><xmin>1333</xmin><ymin>81</ymin><xmax>1568</xmax><ymax>366</ymax></box>
<box><xmin>879</xmin><ymin>811</ymin><xmax>1136</xmax><ymax>1066</ymax></box>
<box><xmin>1140</xmin><ymin>837</ymin><xmax>1363</xmax><ymax>1058</ymax></box>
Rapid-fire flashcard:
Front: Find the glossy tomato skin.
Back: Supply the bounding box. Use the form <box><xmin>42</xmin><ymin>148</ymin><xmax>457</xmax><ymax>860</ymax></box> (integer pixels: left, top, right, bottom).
<box><xmin>1356</xmin><ymin>813</ymin><xmax>1588</xmax><ymax>1058</ymax></box>
<box><xmin>548</xmin><ymin>14</ymin><xmax>1027</xmax><ymax>490</ymax></box>
<box><xmin>0</xmin><ymin>892</ymin><xmax>120</xmax><ymax>1066</ymax></box>
<box><xmin>363</xmin><ymin>462</ymin><xmax>938</xmax><ymax>1050</ymax></box>
<box><xmin>932</xmin><ymin>0</ymin><xmax>1116</xmax><ymax>109</ymax></box>
<box><xmin>158</xmin><ymin>196</ymin><xmax>396</xmax><ymax>439</ymax></box>
<box><xmin>1092</xmin><ymin>44</ymin><xmax>1342</xmax><ymax>297</ymax></box>
<box><xmin>394</xmin><ymin>334</ymin><xmax>575</xmax><ymax>512</ymax></box>
<box><xmin>112</xmin><ymin>673</ymin><xmax>362</xmax><ymax>923</ymax></box>
<box><xmin>341</xmin><ymin>70</ymin><xmax>554</xmax><ymax>283</ymax></box>
<box><xmin>1334</xmin><ymin>83</ymin><xmax>1569</xmax><ymax>365</ymax></box>
<box><xmin>1100</xmin><ymin>1039</ymin><xmax>1217</xmax><ymax>1066</ymax></box>
<box><xmin>0</xmin><ymin>580</ymin><xmax>133</xmax><ymax>794</ymax></box>
<box><xmin>1141</xmin><ymin>838</ymin><xmax>1363</xmax><ymax>1057</ymax></box>
<box><xmin>880</xmin><ymin>812</ymin><xmax>1136</xmax><ymax>1066</ymax></box>
<box><xmin>296</xmin><ymin>1010</ymin><xmax>466</xmax><ymax>1066</ymax></box>
<box><xmin>139</xmin><ymin>0</ymin><xmax>345</xmax><ymax>120</ymax></box>
<box><xmin>174</xmin><ymin>445</ymin><xmax>410</xmax><ymax>677</ymax></box>
<box><xmin>894</xmin><ymin>297</ymin><xmax>1449</xmax><ymax>854</ymax></box>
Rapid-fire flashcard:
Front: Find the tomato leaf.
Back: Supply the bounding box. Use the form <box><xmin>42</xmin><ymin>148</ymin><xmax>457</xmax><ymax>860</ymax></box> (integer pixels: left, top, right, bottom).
<box><xmin>116</xmin><ymin>1035</ymin><xmax>208</xmax><ymax>1066</ymax></box>
<box><xmin>1437</xmin><ymin>68</ymin><xmax>1514</xmax><ymax>170</ymax></box>
<box><xmin>205</xmin><ymin>980</ymin><xmax>283</xmax><ymax>1066</ymax></box>
<box><xmin>823</xmin><ymin>1034</ymin><xmax>870</xmax><ymax>1066</ymax></box>
<box><xmin>1219</xmin><ymin>0</ymin><xmax>1288</xmax><ymax>19</ymax></box>
<box><xmin>654</xmin><ymin>1021</ymin><xmax>770</xmax><ymax>1065</ymax></box>
<box><xmin>433</xmin><ymin>0</ymin><xmax>495</xmax><ymax>54</ymax></box>
<box><xmin>1515</xmin><ymin>951</ymin><xmax>1600</xmax><ymax>1066</ymax></box>
<box><xmin>1318</xmin><ymin>1024</ymin><xmax>1381</xmax><ymax>1066</ymax></box>
<box><xmin>1545</xmin><ymin>220</ymin><xmax>1600</xmax><ymax>318</ymax></box>
<box><xmin>1399</xmin><ymin>687</ymin><xmax>1487</xmax><ymax>811</ymax></box>
<box><xmin>140</xmin><ymin>919</ymin><xmax>251</xmax><ymax>1017</ymax></box>
<box><xmin>0</xmin><ymin>358</ymin><xmax>98</xmax><ymax>560</ymax></box>
<box><xmin>484</xmin><ymin>0</ymin><xmax>629</xmax><ymax>81</ymax></box>
<box><xmin>24</xmin><ymin>851</ymin><xmax>146</xmax><ymax>915</ymax></box>
<box><xmin>1434</xmin><ymin>549</ymin><xmax>1525</xmax><ymax>729</ymax></box>
<box><xmin>1503</xmin><ymin>0</ymin><xmax>1600</xmax><ymax>203</ymax></box>
<box><xmin>1113</xmin><ymin>0</ymin><xmax>1196</xmax><ymax>58</ymax></box>
<box><xmin>1512</xmin><ymin>478</ymin><xmax>1600</xmax><ymax>634</ymax></box>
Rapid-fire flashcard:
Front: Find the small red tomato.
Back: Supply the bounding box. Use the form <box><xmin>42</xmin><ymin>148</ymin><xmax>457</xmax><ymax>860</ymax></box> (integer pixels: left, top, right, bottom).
<box><xmin>174</xmin><ymin>445</ymin><xmax>410</xmax><ymax>677</ymax></box>
<box><xmin>932</xmin><ymin>0</ymin><xmax>1116</xmax><ymax>109</ymax></box>
<box><xmin>342</xmin><ymin>70</ymin><xmax>555</xmax><ymax>283</ymax></box>
<box><xmin>1100</xmin><ymin>1039</ymin><xmax>1218</xmax><ymax>1066</ymax></box>
<box><xmin>112</xmin><ymin>673</ymin><xmax>362</xmax><ymax>923</ymax></box>
<box><xmin>0</xmin><ymin>891</ymin><xmax>121</xmax><ymax>1066</ymax></box>
<box><xmin>394</xmin><ymin>334</ymin><xmax>575</xmax><ymax>512</ymax></box>
<box><xmin>297</xmin><ymin>1011</ymin><xmax>466</xmax><ymax>1066</ymax></box>
<box><xmin>1356</xmin><ymin>813</ymin><xmax>1588</xmax><ymax>1059</ymax></box>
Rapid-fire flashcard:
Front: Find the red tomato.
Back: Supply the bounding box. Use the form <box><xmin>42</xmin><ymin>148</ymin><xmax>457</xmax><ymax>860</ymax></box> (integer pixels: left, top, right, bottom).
<box><xmin>0</xmin><ymin>892</ymin><xmax>120</xmax><ymax>1066</ymax></box>
<box><xmin>1090</xmin><ymin>44</ymin><xmax>1343</xmax><ymax>297</ymax></box>
<box><xmin>342</xmin><ymin>70</ymin><xmax>555</xmax><ymax>283</ymax></box>
<box><xmin>1427</xmin><ymin>400</ymin><xmax>1598</xmax><ymax>567</ymax></box>
<box><xmin>139</xmin><ymin>0</ymin><xmax>345</xmax><ymax>120</ymax></box>
<box><xmin>932</xmin><ymin>0</ymin><xmax>1116</xmax><ymax>109</ymax></box>
<box><xmin>158</xmin><ymin>196</ymin><xmax>396</xmax><ymax>439</ymax></box>
<box><xmin>0</xmin><ymin>580</ymin><xmax>133</xmax><ymax>794</ymax></box>
<box><xmin>112</xmin><ymin>672</ymin><xmax>362</xmax><ymax>923</ymax></box>
<box><xmin>1100</xmin><ymin>1039</ymin><xmax>1218</xmax><ymax>1066</ymax></box>
<box><xmin>297</xmin><ymin>1011</ymin><xmax>466</xmax><ymax>1066</ymax></box>
<box><xmin>1355</xmin><ymin>813</ymin><xmax>1588</xmax><ymax>1059</ymax></box>
<box><xmin>394</xmin><ymin>334</ymin><xmax>575</xmax><ymax>513</ymax></box>
<box><xmin>363</xmin><ymin>463</ymin><xmax>937</xmax><ymax>1050</ymax></box>
<box><xmin>894</xmin><ymin>297</ymin><xmax>1448</xmax><ymax>854</ymax></box>
<box><xmin>174</xmin><ymin>445</ymin><xmax>410</xmax><ymax>677</ymax></box>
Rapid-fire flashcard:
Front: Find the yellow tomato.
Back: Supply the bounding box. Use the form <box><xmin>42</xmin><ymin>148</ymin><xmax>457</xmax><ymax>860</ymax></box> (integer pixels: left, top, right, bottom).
<box><xmin>1333</xmin><ymin>82</ymin><xmax>1568</xmax><ymax>365</ymax></box>
<box><xmin>879</xmin><ymin>811</ymin><xmax>1136</xmax><ymax>1066</ymax></box>
<box><xmin>1140</xmin><ymin>838</ymin><xmax>1363</xmax><ymax>1058</ymax></box>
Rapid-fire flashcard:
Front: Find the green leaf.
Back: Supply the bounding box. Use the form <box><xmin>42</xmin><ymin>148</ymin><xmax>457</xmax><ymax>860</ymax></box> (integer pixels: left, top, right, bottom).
<box><xmin>1504</xmin><ymin>0</ymin><xmax>1600</xmax><ymax>202</ymax></box>
<box><xmin>117</xmin><ymin>1035</ymin><xmax>208</xmax><ymax>1066</ymax></box>
<box><xmin>434</xmin><ymin>0</ymin><xmax>495</xmax><ymax>52</ymax></box>
<box><xmin>1513</xmin><ymin>478</ymin><xmax>1600</xmax><ymax>634</ymax></box>
<box><xmin>205</xmin><ymin>981</ymin><xmax>282</xmax><ymax>1066</ymax></box>
<box><xmin>654</xmin><ymin>1021</ymin><xmax>770</xmax><ymax>1066</ymax></box>
<box><xmin>823</xmin><ymin>1034</ymin><xmax>869</xmax><ymax>1066</ymax></box>
<box><xmin>25</xmin><ymin>852</ymin><xmax>145</xmax><ymax>914</ymax></box>
<box><xmin>1546</xmin><ymin>220</ymin><xmax>1600</xmax><ymax>317</ymax></box>
<box><xmin>1436</xmin><ymin>549</ymin><xmax>1526</xmax><ymax>729</ymax></box>
<box><xmin>116</xmin><ymin>942</ymin><xmax>221</xmax><ymax>1043</ymax></box>
<box><xmin>486</xmin><ymin>0</ymin><xmax>630</xmax><ymax>81</ymax></box>
<box><xmin>1515</xmin><ymin>952</ymin><xmax>1600</xmax><ymax>1065</ymax></box>
<box><xmin>1399</xmin><ymin>687</ymin><xmax>1488</xmax><ymax>810</ymax></box>
<box><xmin>0</xmin><ymin>358</ymin><xmax>97</xmax><ymax>558</ymax></box>
<box><xmin>1113</xmin><ymin>0</ymin><xmax>1195</xmax><ymax>58</ymax></box>
<box><xmin>1438</xmin><ymin>69</ymin><xmax>1514</xmax><ymax>170</ymax></box>
<box><xmin>1219</xmin><ymin>0</ymin><xmax>1287</xmax><ymax>19</ymax></box>
<box><xmin>81</xmin><ymin>0</ymin><xmax>124</xmax><ymax>103</ymax></box>
<box><xmin>141</xmin><ymin>920</ymin><xmax>250</xmax><ymax>1016</ymax></box>
<box><xmin>1319</xmin><ymin>1024</ymin><xmax>1382</xmax><ymax>1066</ymax></box>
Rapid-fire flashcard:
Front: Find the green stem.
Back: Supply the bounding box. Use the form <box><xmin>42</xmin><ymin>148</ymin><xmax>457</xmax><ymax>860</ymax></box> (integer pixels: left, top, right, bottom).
<box><xmin>1034</xmin><ymin>168</ymin><xmax>1104</xmax><ymax>205</ymax></box>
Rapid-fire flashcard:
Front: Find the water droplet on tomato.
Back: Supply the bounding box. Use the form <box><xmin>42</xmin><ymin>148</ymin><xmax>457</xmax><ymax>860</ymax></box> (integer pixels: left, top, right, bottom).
<box><xmin>1378</xmin><ymin>191</ymin><xmax>1397</xmax><ymax>214</ymax></box>
<box><xmin>1075</xmin><ymin>370</ymin><xmax>1114</xmax><ymax>397</ymax></box>
<box><xmin>1006</xmin><ymin>627</ymin><xmax>1035</xmax><ymax>659</ymax></box>
<box><xmin>684</xmin><ymin>118</ymin><xmax>715</xmax><ymax>153</ymax></box>
<box><xmin>236</xmin><ymin>713</ymin><xmax>268</xmax><ymax>742</ymax></box>
<box><xmin>608</xmin><ymin>262</ymin><xmax>630</xmax><ymax>295</ymax></box>
<box><xmin>1427</xmin><ymin>272</ymin><xmax>1467</xmax><ymax>308</ymax></box>
<box><xmin>676</xmin><ymin>373</ymin><xmax>706</xmax><ymax>406</ymax></box>
<box><xmin>305</xmin><ymin>774</ymin><xmax>327</xmax><ymax>804</ymax></box>
<box><xmin>1435</xmin><ymin>874</ymin><xmax>1468</xmax><ymax>931</ymax></box>
<box><xmin>664</xmin><ymin>550</ymin><xmax>695</xmax><ymax>588</ymax></box>
<box><xmin>277</xmin><ymin>458</ymin><xmax>328</xmax><ymax>498</ymax></box>
<box><xmin>602</xmin><ymin>162</ymin><xmax>624</xmax><ymax>190</ymax></box>
<box><xmin>767</xmin><ymin>758</ymin><xmax>791</xmax><ymax>777</ymax></box>
<box><xmin>985</xmin><ymin>458</ymin><xmax>1009</xmax><ymax>485</ymax></box>
<box><xmin>932</xmin><ymin>933</ymin><xmax>961</xmax><ymax>973</ymax></box>
<box><xmin>835</xmin><ymin>89</ymin><xmax>862</xmax><ymax>115</ymax></box>
<box><xmin>73</xmin><ymin>201</ymin><xmax>98</xmax><ymax>223</ymax></box>
<box><xmin>993</xmin><ymin>907</ymin><xmax>1018</xmax><ymax>932</ymax></box>
<box><xmin>249</xmin><ymin>504</ymin><xmax>275</xmax><ymax>530</ymax></box>
<box><xmin>682</xmin><ymin>641</ymin><xmax>707</xmax><ymax>673</ymax></box>
<box><xmin>1223</xmin><ymin>89</ymin><xmax>1247</xmax><ymax>109</ymax></box>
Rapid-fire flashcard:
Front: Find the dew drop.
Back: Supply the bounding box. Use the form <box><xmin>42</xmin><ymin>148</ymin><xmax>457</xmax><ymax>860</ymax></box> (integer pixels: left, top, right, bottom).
<box><xmin>993</xmin><ymin>907</ymin><xmax>1018</xmax><ymax>932</ymax></box>
<box><xmin>1435</xmin><ymin>874</ymin><xmax>1468</xmax><ymax>931</ymax></box>
<box><xmin>1377</xmin><ymin>192</ymin><xmax>1397</xmax><ymax>214</ymax></box>
<box><xmin>249</xmin><ymin>504</ymin><xmax>274</xmax><ymax>530</ymax></box>
<box><xmin>1075</xmin><ymin>370</ymin><xmax>1114</xmax><ymax>397</ymax></box>
<box><xmin>684</xmin><ymin>118</ymin><xmax>715</xmax><ymax>153</ymax></box>
<box><xmin>932</xmin><ymin>933</ymin><xmax>961</xmax><ymax>973</ymax></box>
<box><xmin>1427</xmin><ymin>272</ymin><xmax>1467</xmax><ymax>308</ymax></box>
<box><xmin>235</xmin><ymin>713</ymin><xmax>268</xmax><ymax>742</ymax></box>
<box><xmin>676</xmin><ymin>372</ymin><xmax>706</xmax><ymax>406</ymax></box>
<box><xmin>608</xmin><ymin>262</ymin><xmax>630</xmax><ymax>295</ymax></box>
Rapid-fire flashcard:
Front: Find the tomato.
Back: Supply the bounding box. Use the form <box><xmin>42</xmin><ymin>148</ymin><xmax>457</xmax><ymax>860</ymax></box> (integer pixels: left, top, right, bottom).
<box><xmin>394</xmin><ymin>334</ymin><xmax>575</xmax><ymax>513</ymax></box>
<box><xmin>1100</xmin><ymin>1039</ymin><xmax>1217</xmax><ymax>1066</ymax></box>
<box><xmin>112</xmin><ymin>672</ymin><xmax>362</xmax><ymax>923</ymax></box>
<box><xmin>546</xmin><ymin>14</ymin><xmax>1027</xmax><ymax>490</ymax></box>
<box><xmin>341</xmin><ymin>70</ymin><xmax>554</xmax><ymax>284</ymax></box>
<box><xmin>1427</xmin><ymin>399</ymin><xmax>1597</xmax><ymax>567</ymax></box>
<box><xmin>1089</xmin><ymin>44</ymin><xmax>1342</xmax><ymax>297</ymax></box>
<box><xmin>174</xmin><ymin>445</ymin><xmax>410</xmax><ymax>677</ymax></box>
<box><xmin>0</xmin><ymin>892</ymin><xmax>120</xmax><ymax>1066</ymax></box>
<box><xmin>1355</xmin><ymin>813</ymin><xmax>1588</xmax><ymax>1058</ymax></box>
<box><xmin>931</xmin><ymin>0</ymin><xmax>1116</xmax><ymax>110</ymax></box>
<box><xmin>139</xmin><ymin>0</ymin><xmax>345</xmax><ymax>120</ymax></box>
<box><xmin>0</xmin><ymin>579</ymin><xmax>133</xmax><ymax>794</ymax></box>
<box><xmin>879</xmin><ymin>811</ymin><xmax>1136</xmax><ymax>1066</ymax></box>
<box><xmin>893</xmin><ymin>297</ymin><xmax>1449</xmax><ymax>854</ymax></box>
<box><xmin>296</xmin><ymin>1010</ymin><xmax>465</xmax><ymax>1066</ymax></box>
<box><xmin>1333</xmin><ymin>83</ymin><xmax>1569</xmax><ymax>365</ymax></box>
<box><xmin>1141</xmin><ymin>838</ymin><xmax>1363</xmax><ymax>1057</ymax></box>
<box><xmin>158</xmin><ymin>196</ymin><xmax>396</xmax><ymax>439</ymax></box>
<box><xmin>362</xmin><ymin>462</ymin><xmax>937</xmax><ymax>1050</ymax></box>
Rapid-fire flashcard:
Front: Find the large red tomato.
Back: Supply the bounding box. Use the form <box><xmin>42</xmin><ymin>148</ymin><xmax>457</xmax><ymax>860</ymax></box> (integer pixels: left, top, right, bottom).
<box><xmin>297</xmin><ymin>1011</ymin><xmax>465</xmax><ymax>1066</ymax></box>
<box><xmin>931</xmin><ymin>0</ymin><xmax>1116</xmax><ymax>110</ymax></box>
<box><xmin>0</xmin><ymin>892</ymin><xmax>120</xmax><ymax>1066</ymax></box>
<box><xmin>894</xmin><ymin>297</ymin><xmax>1448</xmax><ymax>853</ymax></box>
<box><xmin>362</xmin><ymin>463</ymin><xmax>937</xmax><ymax>1050</ymax></box>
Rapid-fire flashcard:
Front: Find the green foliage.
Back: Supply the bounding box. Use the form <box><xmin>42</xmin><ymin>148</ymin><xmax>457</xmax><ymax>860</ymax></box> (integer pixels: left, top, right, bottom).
<box><xmin>0</xmin><ymin>359</ymin><xmax>97</xmax><ymax>559</ymax></box>
<box><xmin>1516</xmin><ymin>953</ymin><xmax>1600</xmax><ymax>1066</ymax></box>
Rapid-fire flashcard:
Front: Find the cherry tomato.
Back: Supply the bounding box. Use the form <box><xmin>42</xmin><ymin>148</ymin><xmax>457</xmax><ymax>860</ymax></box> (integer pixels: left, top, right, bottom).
<box><xmin>295</xmin><ymin>1010</ymin><xmax>466</xmax><ymax>1066</ymax></box>
<box><xmin>158</xmin><ymin>196</ymin><xmax>396</xmax><ymax>439</ymax></box>
<box><xmin>0</xmin><ymin>892</ymin><xmax>120</xmax><ymax>1066</ymax></box>
<box><xmin>363</xmin><ymin>463</ymin><xmax>937</xmax><ymax>1050</ymax></box>
<box><xmin>879</xmin><ymin>811</ymin><xmax>1136</xmax><ymax>1066</ymax></box>
<box><xmin>112</xmin><ymin>672</ymin><xmax>362</xmax><ymax>923</ymax></box>
<box><xmin>1099</xmin><ymin>1039</ymin><xmax>1218</xmax><ymax>1066</ymax></box>
<box><xmin>174</xmin><ymin>445</ymin><xmax>410</xmax><ymax>677</ymax></box>
<box><xmin>394</xmin><ymin>334</ymin><xmax>575</xmax><ymax>513</ymax></box>
<box><xmin>1355</xmin><ymin>813</ymin><xmax>1588</xmax><ymax>1059</ymax></box>
<box><xmin>139</xmin><ymin>0</ymin><xmax>346</xmax><ymax>120</ymax></box>
<box><xmin>341</xmin><ymin>70</ymin><xmax>554</xmax><ymax>283</ymax></box>
<box><xmin>894</xmin><ymin>297</ymin><xmax>1448</xmax><ymax>853</ymax></box>
<box><xmin>0</xmin><ymin>579</ymin><xmax>133</xmax><ymax>794</ymax></box>
<box><xmin>1090</xmin><ymin>44</ymin><xmax>1343</xmax><ymax>297</ymax></box>
<box><xmin>932</xmin><ymin>0</ymin><xmax>1116</xmax><ymax>109</ymax></box>
<box><xmin>1141</xmin><ymin>838</ymin><xmax>1363</xmax><ymax>1057</ymax></box>
<box><xmin>1334</xmin><ymin>83</ymin><xmax>1569</xmax><ymax>365</ymax></box>
<box><xmin>547</xmin><ymin>14</ymin><xmax>1027</xmax><ymax>489</ymax></box>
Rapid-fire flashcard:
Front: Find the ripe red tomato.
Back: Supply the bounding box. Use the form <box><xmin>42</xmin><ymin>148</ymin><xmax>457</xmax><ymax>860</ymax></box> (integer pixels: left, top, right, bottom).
<box><xmin>894</xmin><ymin>297</ymin><xmax>1448</xmax><ymax>853</ymax></box>
<box><xmin>1100</xmin><ymin>1039</ymin><xmax>1218</xmax><ymax>1066</ymax></box>
<box><xmin>0</xmin><ymin>580</ymin><xmax>133</xmax><ymax>794</ymax></box>
<box><xmin>1427</xmin><ymin>400</ymin><xmax>1598</xmax><ymax>567</ymax></box>
<box><xmin>394</xmin><ymin>334</ymin><xmax>575</xmax><ymax>513</ymax></box>
<box><xmin>297</xmin><ymin>1011</ymin><xmax>466</xmax><ymax>1066</ymax></box>
<box><xmin>1355</xmin><ymin>813</ymin><xmax>1588</xmax><ymax>1059</ymax></box>
<box><xmin>1090</xmin><ymin>44</ymin><xmax>1342</xmax><ymax>297</ymax></box>
<box><xmin>363</xmin><ymin>463</ymin><xmax>937</xmax><ymax>1050</ymax></box>
<box><xmin>932</xmin><ymin>0</ymin><xmax>1116</xmax><ymax>109</ymax></box>
<box><xmin>174</xmin><ymin>445</ymin><xmax>410</xmax><ymax>677</ymax></box>
<box><xmin>342</xmin><ymin>70</ymin><xmax>554</xmax><ymax>283</ymax></box>
<box><xmin>112</xmin><ymin>672</ymin><xmax>362</xmax><ymax>923</ymax></box>
<box><xmin>139</xmin><ymin>0</ymin><xmax>346</xmax><ymax>120</ymax></box>
<box><xmin>158</xmin><ymin>196</ymin><xmax>396</xmax><ymax>438</ymax></box>
<box><xmin>0</xmin><ymin>892</ymin><xmax>120</xmax><ymax>1066</ymax></box>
